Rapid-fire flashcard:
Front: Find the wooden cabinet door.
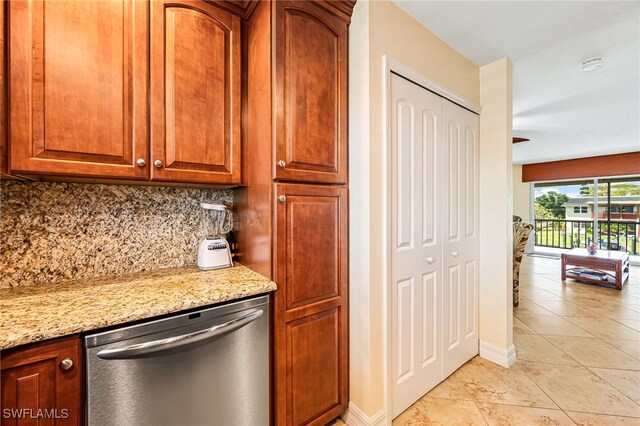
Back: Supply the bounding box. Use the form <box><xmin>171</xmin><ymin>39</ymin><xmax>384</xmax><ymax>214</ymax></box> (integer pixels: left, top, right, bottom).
<box><xmin>274</xmin><ymin>1</ymin><xmax>348</xmax><ymax>184</ymax></box>
<box><xmin>150</xmin><ymin>0</ymin><xmax>241</xmax><ymax>185</ymax></box>
<box><xmin>1</xmin><ymin>0</ymin><xmax>7</xmax><ymax>175</ymax></box>
<box><xmin>8</xmin><ymin>0</ymin><xmax>149</xmax><ymax>179</ymax></box>
<box><xmin>274</xmin><ymin>184</ymin><xmax>348</xmax><ymax>425</ymax></box>
<box><xmin>1</xmin><ymin>337</ymin><xmax>83</xmax><ymax>426</ymax></box>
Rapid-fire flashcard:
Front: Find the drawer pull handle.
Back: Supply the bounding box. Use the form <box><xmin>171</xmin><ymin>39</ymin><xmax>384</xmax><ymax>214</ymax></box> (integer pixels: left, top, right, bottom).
<box><xmin>136</xmin><ymin>158</ymin><xmax>146</xmax><ymax>167</ymax></box>
<box><xmin>154</xmin><ymin>160</ymin><xmax>163</xmax><ymax>168</ymax></box>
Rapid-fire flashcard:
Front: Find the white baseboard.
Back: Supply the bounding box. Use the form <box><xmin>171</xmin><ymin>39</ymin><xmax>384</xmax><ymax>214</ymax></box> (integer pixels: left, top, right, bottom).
<box><xmin>342</xmin><ymin>402</ymin><xmax>386</xmax><ymax>426</ymax></box>
<box><xmin>479</xmin><ymin>341</ymin><xmax>517</xmax><ymax>368</ymax></box>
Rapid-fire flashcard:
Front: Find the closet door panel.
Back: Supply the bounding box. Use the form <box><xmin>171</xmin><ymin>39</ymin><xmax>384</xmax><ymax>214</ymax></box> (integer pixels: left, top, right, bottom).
<box><xmin>390</xmin><ymin>74</ymin><xmax>443</xmax><ymax>418</ymax></box>
<box><xmin>442</xmin><ymin>99</ymin><xmax>479</xmax><ymax>378</ymax></box>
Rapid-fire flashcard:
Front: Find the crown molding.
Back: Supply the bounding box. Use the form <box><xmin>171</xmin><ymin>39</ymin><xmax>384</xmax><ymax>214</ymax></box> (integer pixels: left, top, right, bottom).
<box><xmin>204</xmin><ymin>0</ymin><xmax>258</xmax><ymax>19</ymax></box>
<box><xmin>314</xmin><ymin>0</ymin><xmax>357</xmax><ymax>23</ymax></box>
<box><xmin>211</xmin><ymin>0</ymin><xmax>357</xmax><ymax>22</ymax></box>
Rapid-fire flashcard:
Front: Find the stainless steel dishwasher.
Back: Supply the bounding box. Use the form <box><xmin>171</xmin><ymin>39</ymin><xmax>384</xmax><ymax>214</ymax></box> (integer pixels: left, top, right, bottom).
<box><xmin>85</xmin><ymin>295</ymin><xmax>269</xmax><ymax>426</ymax></box>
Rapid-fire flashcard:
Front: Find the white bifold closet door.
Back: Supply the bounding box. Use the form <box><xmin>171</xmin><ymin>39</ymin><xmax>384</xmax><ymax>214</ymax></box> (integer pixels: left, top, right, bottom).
<box><xmin>390</xmin><ymin>74</ymin><xmax>478</xmax><ymax>419</ymax></box>
<box><xmin>441</xmin><ymin>99</ymin><xmax>479</xmax><ymax>378</ymax></box>
<box><xmin>391</xmin><ymin>74</ymin><xmax>443</xmax><ymax>418</ymax></box>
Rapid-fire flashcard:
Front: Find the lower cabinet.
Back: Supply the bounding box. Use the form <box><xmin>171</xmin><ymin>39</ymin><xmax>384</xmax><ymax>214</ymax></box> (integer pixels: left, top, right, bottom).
<box><xmin>282</xmin><ymin>307</ymin><xmax>346</xmax><ymax>426</ymax></box>
<box><xmin>1</xmin><ymin>337</ymin><xmax>82</xmax><ymax>426</ymax></box>
<box><xmin>273</xmin><ymin>184</ymin><xmax>348</xmax><ymax>425</ymax></box>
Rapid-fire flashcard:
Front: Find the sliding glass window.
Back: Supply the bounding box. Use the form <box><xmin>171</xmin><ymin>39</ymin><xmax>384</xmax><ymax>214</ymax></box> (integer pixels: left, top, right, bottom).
<box><xmin>533</xmin><ymin>177</ymin><xmax>640</xmax><ymax>254</ymax></box>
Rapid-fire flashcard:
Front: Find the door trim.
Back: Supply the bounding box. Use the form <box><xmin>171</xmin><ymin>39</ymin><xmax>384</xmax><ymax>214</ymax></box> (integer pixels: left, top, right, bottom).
<box><xmin>381</xmin><ymin>56</ymin><xmax>480</xmax><ymax>424</ymax></box>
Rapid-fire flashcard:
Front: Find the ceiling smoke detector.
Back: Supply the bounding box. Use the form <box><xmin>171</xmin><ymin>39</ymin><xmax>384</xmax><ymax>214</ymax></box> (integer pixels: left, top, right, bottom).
<box><xmin>580</xmin><ymin>57</ymin><xmax>603</xmax><ymax>72</ymax></box>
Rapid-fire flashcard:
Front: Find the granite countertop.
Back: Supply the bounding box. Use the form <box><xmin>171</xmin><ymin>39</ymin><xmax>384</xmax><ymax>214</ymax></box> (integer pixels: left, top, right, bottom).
<box><xmin>0</xmin><ymin>264</ymin><xmax>276</xmax><ymax>350</ymax></box>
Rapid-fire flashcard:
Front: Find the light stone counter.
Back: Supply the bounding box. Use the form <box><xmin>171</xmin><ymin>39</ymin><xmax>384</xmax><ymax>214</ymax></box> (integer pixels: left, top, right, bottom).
<box><xmin>0</xmin><ymin>264</ymin><xmax>276</xmax><ymax>350</ymax></box>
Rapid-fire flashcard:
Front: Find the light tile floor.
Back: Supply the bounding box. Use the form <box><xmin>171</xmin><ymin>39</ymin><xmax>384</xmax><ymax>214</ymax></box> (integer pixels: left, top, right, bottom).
<box><xmin>336</xmin><ymin>255</ymin><xmax>640</xmax><ymax>425</ymax></box>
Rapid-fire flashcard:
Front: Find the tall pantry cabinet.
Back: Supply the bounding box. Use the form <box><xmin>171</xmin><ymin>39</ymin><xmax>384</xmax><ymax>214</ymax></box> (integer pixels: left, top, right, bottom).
<box><xmin>236</xmin><ymin>1</ymin><xmax>355</xmax><ymax>425</ymax></box>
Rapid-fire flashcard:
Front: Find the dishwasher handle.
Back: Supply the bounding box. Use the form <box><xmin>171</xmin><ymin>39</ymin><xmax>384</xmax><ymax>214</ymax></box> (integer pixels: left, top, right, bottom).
<box><xmin>96</xmin><ymin>309</ymin><xmax>263</xmax><ymax>360</ymax></box>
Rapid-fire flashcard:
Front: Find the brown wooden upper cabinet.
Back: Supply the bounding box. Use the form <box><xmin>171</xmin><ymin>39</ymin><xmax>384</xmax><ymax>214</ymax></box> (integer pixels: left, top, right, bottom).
<box><xmin>150</xmin><ymin>0</ymin><xmax>241</xmax><ymax>185</ymax></box>
<box><xmin>8</xmin><ymin>0</ymin><xmax>149</xmax><ymax>180</ymax></box>
<box><xmin>274</xmin><ymin>1</ymin><xmax>348</xmax><ymax>184</ymax></box>
<box><xmin>7</xmin><ymin>0</ymin><xmax>241</xmax><ymax>185</ymax></box>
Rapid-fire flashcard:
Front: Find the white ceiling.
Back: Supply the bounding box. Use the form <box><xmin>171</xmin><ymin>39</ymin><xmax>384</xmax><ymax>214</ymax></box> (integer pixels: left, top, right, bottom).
<box><xmin>394</xmin><ymin>1</ymin><xmax>640</xmax><ymax>165</ymax></box>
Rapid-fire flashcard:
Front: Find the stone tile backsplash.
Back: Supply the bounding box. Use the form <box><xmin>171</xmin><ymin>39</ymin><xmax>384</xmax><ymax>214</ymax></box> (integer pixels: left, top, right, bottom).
<box><xmin>1</xmin><ymin>181</ymin><xmax>232</xmax><ymax>288</ymax></box>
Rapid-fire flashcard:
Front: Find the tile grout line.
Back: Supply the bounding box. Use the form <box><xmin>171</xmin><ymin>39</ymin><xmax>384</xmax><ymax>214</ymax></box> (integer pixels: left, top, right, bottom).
<box><xmin>583</xmin><ymin>365</ymin><xmax>640</xmax><ymax>406</ymax></box>
<box><xmin>533</xmin><ymin>332</ymin><xmax>589</xmax><ymax>367</ymax></box>
<box><xmin>471</xmin><ymin>400</ymin><xmax>491</xmax><ymax>426</ymax></box>
<box><xmin>518</xmin><ymin>360</ymin><xmax>640</xmax><ymax>417</ymax></box>
<box><xmin>563</xmin><ymin>315</ymin><xmax>640</xmax><ymax>340</ymax></box>
<box><xmin>565</xmin><ymin>410</ymin><xmax>640</xmax><ymax>420</ymax></box>
<box><xmin>512</xmin><ymin>360</ymin><xmax>569</xmax><ymax>413</ymax></box>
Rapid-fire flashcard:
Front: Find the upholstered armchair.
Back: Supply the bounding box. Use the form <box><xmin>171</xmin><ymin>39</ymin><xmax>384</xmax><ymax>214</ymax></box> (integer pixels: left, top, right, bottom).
<box><xmin>513</xmin><ymin>222</ymin><xmax>533</xmax><ymax>307</ymax></box>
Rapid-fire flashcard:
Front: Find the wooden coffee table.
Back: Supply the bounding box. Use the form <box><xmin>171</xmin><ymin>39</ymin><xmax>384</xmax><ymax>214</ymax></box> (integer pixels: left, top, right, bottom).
<box><xmin>561</xmin><ymin>248</ymin><xmax>630</xmax><ymax>290</ymax></box>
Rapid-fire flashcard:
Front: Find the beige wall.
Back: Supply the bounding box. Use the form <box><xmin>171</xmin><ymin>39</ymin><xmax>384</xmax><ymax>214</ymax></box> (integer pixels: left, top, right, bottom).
<box><xmin>478</xmin><ymin>58</ymin><xmax>514</xmax><ymax>360</ymax></box>
<box><xmin>513</xmin><ymin>165</ymin><xmax>532</xmax><ymax>223</ymax></box>
<box><xmin>368</xmin><ymin>1</ymin><xmax>480</xmax><ymax>105</ymax></box>
<box><xmin>349</xmin><ymin>0</ymin><xmax>480</xmax><ymax>420</ymax></box>
<box><xmin>348</xmin><ymin>0</ymin><xmax>375</xmax><ymax>417</ymax></box>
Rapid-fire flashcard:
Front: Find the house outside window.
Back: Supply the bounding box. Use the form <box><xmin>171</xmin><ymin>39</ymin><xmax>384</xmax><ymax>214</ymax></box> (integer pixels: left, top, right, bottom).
<box><xmin>534</xmin><ymin>178</ymin><xmax>640</xmax><ymax>254</ymax></box>
<box><xmin>564</xmin><ymin>200</ymin><xmax>591</xmax><ymax>219</ymax></box>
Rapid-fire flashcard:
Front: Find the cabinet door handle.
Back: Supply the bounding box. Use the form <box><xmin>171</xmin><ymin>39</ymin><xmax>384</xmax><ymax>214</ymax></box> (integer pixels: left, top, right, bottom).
<box><xmin>278</xmin><ymin>160</ymin><xmax>286</xmax><ymax>169</ymax></box>
<box><xmin>59</xmin><ymin>358</ymin><xmax>74</xmax><ymax>370</ymax></box>
<box><xmin>154</xmin><ymin>160</ymin><xmax>163</xmax><ymax>168</ymax></box>
<box><xmin>426</xmin><ymin>257</ymin><xmax>434</xmax><ymax>264</ymax></box>
<box><xmin>278</xmin><ymin>195</ymin><xmax>287</xmax><ymax>203</ymax></box>
<box><xmin>452</xmin><ymin>251</ymin><xmax>459</xmax><ymax>258</ymax></box>
<box><xmin>136</xmin><ymin>158</ymin><xmax>146</xmax><ymax>167</ymax></box>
